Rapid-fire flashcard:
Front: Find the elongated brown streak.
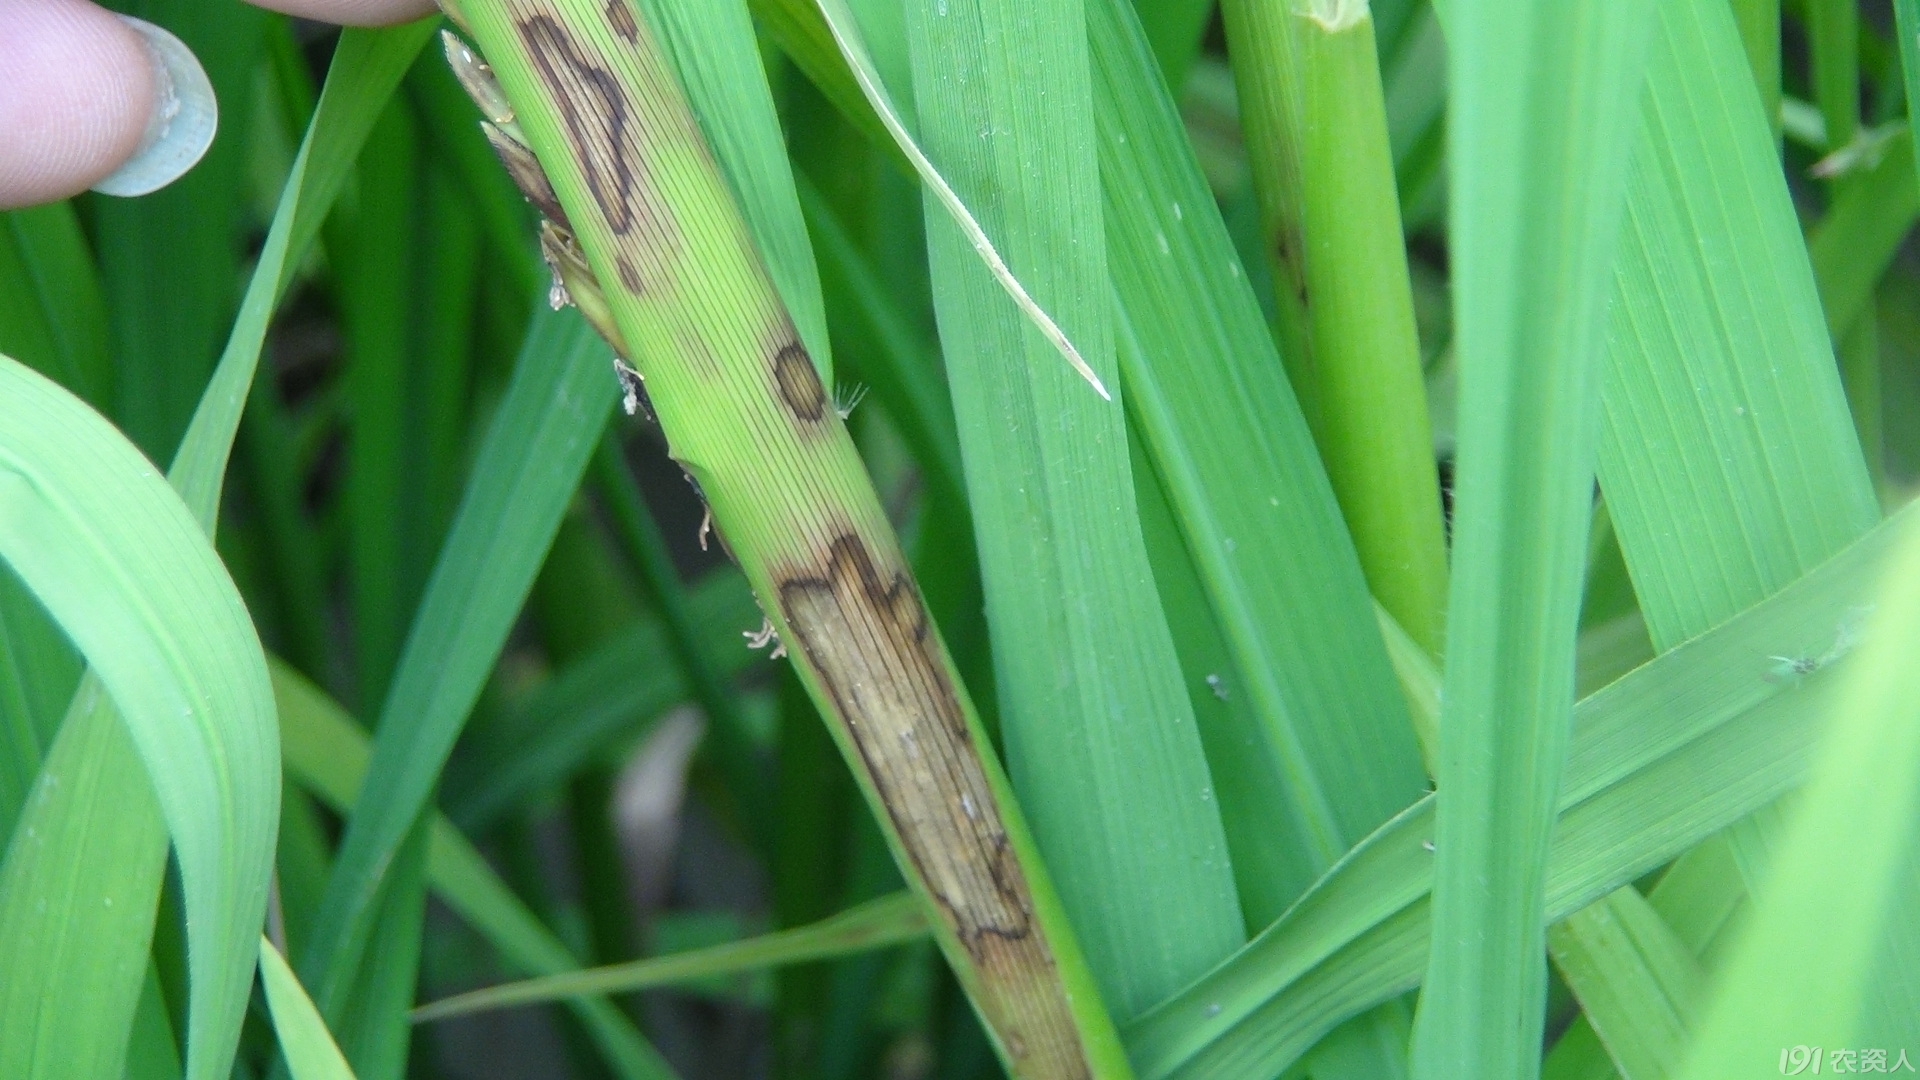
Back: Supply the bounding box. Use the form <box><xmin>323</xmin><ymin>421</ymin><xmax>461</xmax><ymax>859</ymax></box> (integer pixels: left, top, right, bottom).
<box><xmin>776</xmin><ymin>533</ymin><xmax>1092</xmax><ymax>1076</ymax></box>
<box><xmin>515</xmin><ymin>14</ymin><xmax>645</xmax><ymax>236</ymax></box>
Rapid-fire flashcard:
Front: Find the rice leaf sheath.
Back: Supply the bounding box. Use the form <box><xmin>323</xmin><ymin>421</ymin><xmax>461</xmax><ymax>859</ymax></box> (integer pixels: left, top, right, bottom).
<box><xmin>434</xmin><ymin>3</ymin><xmax>1131</xmax><ymax>1074</ymax></box>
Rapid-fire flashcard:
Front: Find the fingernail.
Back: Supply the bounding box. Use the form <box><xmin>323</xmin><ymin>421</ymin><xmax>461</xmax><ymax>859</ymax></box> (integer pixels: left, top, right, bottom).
<box><xmin>92</xmin><ymin>16</ymin><xmax>217</xmax><ymax>199</ymax></box>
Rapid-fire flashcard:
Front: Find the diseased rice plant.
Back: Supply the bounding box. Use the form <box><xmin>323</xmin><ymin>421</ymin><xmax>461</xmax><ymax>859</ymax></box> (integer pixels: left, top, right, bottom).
<box><xmin>1</xmin><ymin>0</ymin><xmax>1918</xmax><ymax>1077</ymax></box>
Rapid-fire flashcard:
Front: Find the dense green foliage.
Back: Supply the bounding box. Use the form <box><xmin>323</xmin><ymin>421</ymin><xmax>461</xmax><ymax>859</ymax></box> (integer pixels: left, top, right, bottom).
<box><xmin>1</xmin><ymin>0</ymin><xmax>1918</xmax><ymax>1077</ymax></box>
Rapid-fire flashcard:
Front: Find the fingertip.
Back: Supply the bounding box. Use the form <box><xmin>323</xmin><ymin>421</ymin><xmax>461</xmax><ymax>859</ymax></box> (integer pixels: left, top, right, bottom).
<box><xmin>246</xmin><ymin>0</ymin><xmax>439</xmax><ymax>27</ymax></box>
<box><xmin>0</xmin><ymin>0</ymin><xmax>157</xmax><ymax>209</ymax></box>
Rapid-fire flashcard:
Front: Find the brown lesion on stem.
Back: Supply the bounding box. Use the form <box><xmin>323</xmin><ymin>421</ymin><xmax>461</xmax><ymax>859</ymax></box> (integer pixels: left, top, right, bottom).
<box><xmin>616</xmin><ymin>254</ymin><xmax>645</xmax><ymax>294</ymax></box>
<box><xmin>1272</xmin><ymin>224</ymin><xmax>1310</xmax><ymax>310</ymax></box>
<box><xmin>774</xmin><ymin>532</ymin><xmax>1091</xmax><ymax>1076</ymax></box>
<box><xmin>604</xmin><ymin>0</ymin><xmax>638</xmax><ymax>43</ymax></box>
<box><xmin>770</xmin><ymin>335</ymin><xmax>828</xmax><ymax>425</ymax></box>
<box><xmin>508</xmin><ymin>6</ymin><xmax>681</xmax><ymax>293</ymax></box>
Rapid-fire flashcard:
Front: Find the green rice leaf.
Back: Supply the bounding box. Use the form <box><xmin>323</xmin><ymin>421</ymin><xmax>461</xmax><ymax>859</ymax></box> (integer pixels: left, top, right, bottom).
<box><xmin>1124</xmin><ymin>492</ymin><xmax>1920</xmax><ymax>1079</ymax></box>
<box><xmin>1542</xmin><ymin>839</ymin><xmax>1746</xmax><ymax>1079</ymax></box>
<box><xmin>1592</xmin><ymin>0</ymin><xmax>1918</xmax><ymax>1052</ymax></box>
<box><xmin>412</xmin><ymin>892</ymin><xmax>927</xmax><ymax>1021</ymax></box>
<box><xmin>1093</xmin><ymin>0</ymin><xmax>1427</xmax><ymax>920</ymax></box>
<box><xmin>1596</xmin><ymin>0</ymin><xmax>1877</xmax><ymax>650</ymax></box>
<box><xmin>0</xmin><ymin>202</ymin><xmax>112</xmax><ymax>409</ymax></box>
<box><xmin>903</xmin><ymin>0</ymin><xmax>1245</xmax><ymax>1018</ymax></box>
<box><xmin>260</xmin><ymin>938</ymin><xmax>359</xmax><ymax>1080</ymax></box>
<box><xmin>296</xmin><ymin>305</ymin><xmax>613</xmax><ymax>1023</ymax></box>
<box><xmin>1416</xmin><ymin>0</ymin><xmax>1654</xmax><ymax>1074</ymax></box>
<box><xmin>272</xmin><ymin>660</ymin><xmax>672</xmax><ymax>1080</ymax></box>
<box><xmin>1679</xmin><ymin>504</ymin><xmax>1920</xmax><ymax>1077</ymax></box>
<box><xmin>0</xmin><ymin>682</ymin><xmax>167</xmax><ymax>1080</ymax></box>
<box><xmin>1547</xmin><ymin>889</ymin><xmax>1703</xmax><ymax>1080</ymax></box>
<box><xmin>1093</xmin><ymin>5</ymin><xmax>1431</xmax><ymax>1066</ymax></box>
<box><xmin>0</xmin><ymin>356</ymin><xmax>278</xmax><ymax>1080</ymax></box>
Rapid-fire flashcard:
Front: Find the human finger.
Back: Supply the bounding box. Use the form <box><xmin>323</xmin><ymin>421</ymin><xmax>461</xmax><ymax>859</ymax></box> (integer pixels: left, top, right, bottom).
<box><xmin>244</xmin><ymin>0</ymin><xmax>438</xmax><ymax>26</ymax></box>
<box><xmin>0</xmin><ymin>0</ymin><xmax>158</xmax><ymax>208</ymax></box>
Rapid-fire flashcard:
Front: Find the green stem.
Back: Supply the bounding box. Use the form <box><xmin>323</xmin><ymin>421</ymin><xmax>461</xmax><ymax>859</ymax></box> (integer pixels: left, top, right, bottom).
<box><xmin>1224</xmin><ymin>0</ymin><xmax>1450</xmax><ymax>658</ymax></box>
<box><xmin>1296</xmin><ymin>7</ymin><xmax>1450</xmax><ymax>657</ymax></box>
<box><xmin>1219</xmin><ymin>0</ymin><xmax>1321</xmax><ymax>435</ymax></box>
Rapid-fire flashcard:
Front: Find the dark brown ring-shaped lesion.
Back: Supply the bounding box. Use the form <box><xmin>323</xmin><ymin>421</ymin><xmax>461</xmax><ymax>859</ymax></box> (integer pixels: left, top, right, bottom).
<box><xmin>771</xmin><ymin>341</ymin><xmax>828</xmax><ymax>423</ymax></box>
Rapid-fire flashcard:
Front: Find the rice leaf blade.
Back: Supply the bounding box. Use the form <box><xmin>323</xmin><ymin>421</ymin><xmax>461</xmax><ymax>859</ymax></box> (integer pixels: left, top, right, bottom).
<box><xmin>1679</xmin><ymin>505</ymin><xmax>1920</xmax><ymax>1075</ymax></box>
<box><xmin>0</xmin><ymin>682</ymin><xmax>167</xmax><ymax>1080</ymax></box>
<box><xmin>412</xmin><ymin>892</ymin><xmax>927</xmax><ymax>1021</ymax></box>
<box><xmin>272</xmin><ymin>660</ymin><xmax>673</xmax><ymax>1080</ymax></box>
<box><xmin>0</xmin><ymin>356</ymin><xmax>279</xmax><ymax>1080</ymax></box>
<box><xmin>1125</xmin><ymin>503</ymin><xmax>1920</xmax><ymax>1078</ymax></box>
<box><xmin>1596</xmin><ymin>0</ymin><xmax>1877</xmax><ymax>648</ymax></box>
<box><xmin>260</xmin><ymin>938</ymin><xmax>360</xmax><ymax>1080</ymax></box>
<box><xmin>902</xmin><ymin>0</ymin><xmax>1245</xmax><ymax>1020</ymax></box>
<box><xmin>295</xmin><ymin>305</ymin><xmax>614</xmax><ymax>1023</ymax></box>
<box><xmin>1547</xmin><ymin>889</ymin><xmax>1703</xmax><ymax>1080</ymax></box>
<box><xmin>1416</xmin><ymin>0</ymin><xmax>1654</xmax><ymax>1074</ymax></box>
<box><xmin>1092</xmin><ymin>0</ymin><xmax>1428</xmax><ymax>918</ymax></box>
